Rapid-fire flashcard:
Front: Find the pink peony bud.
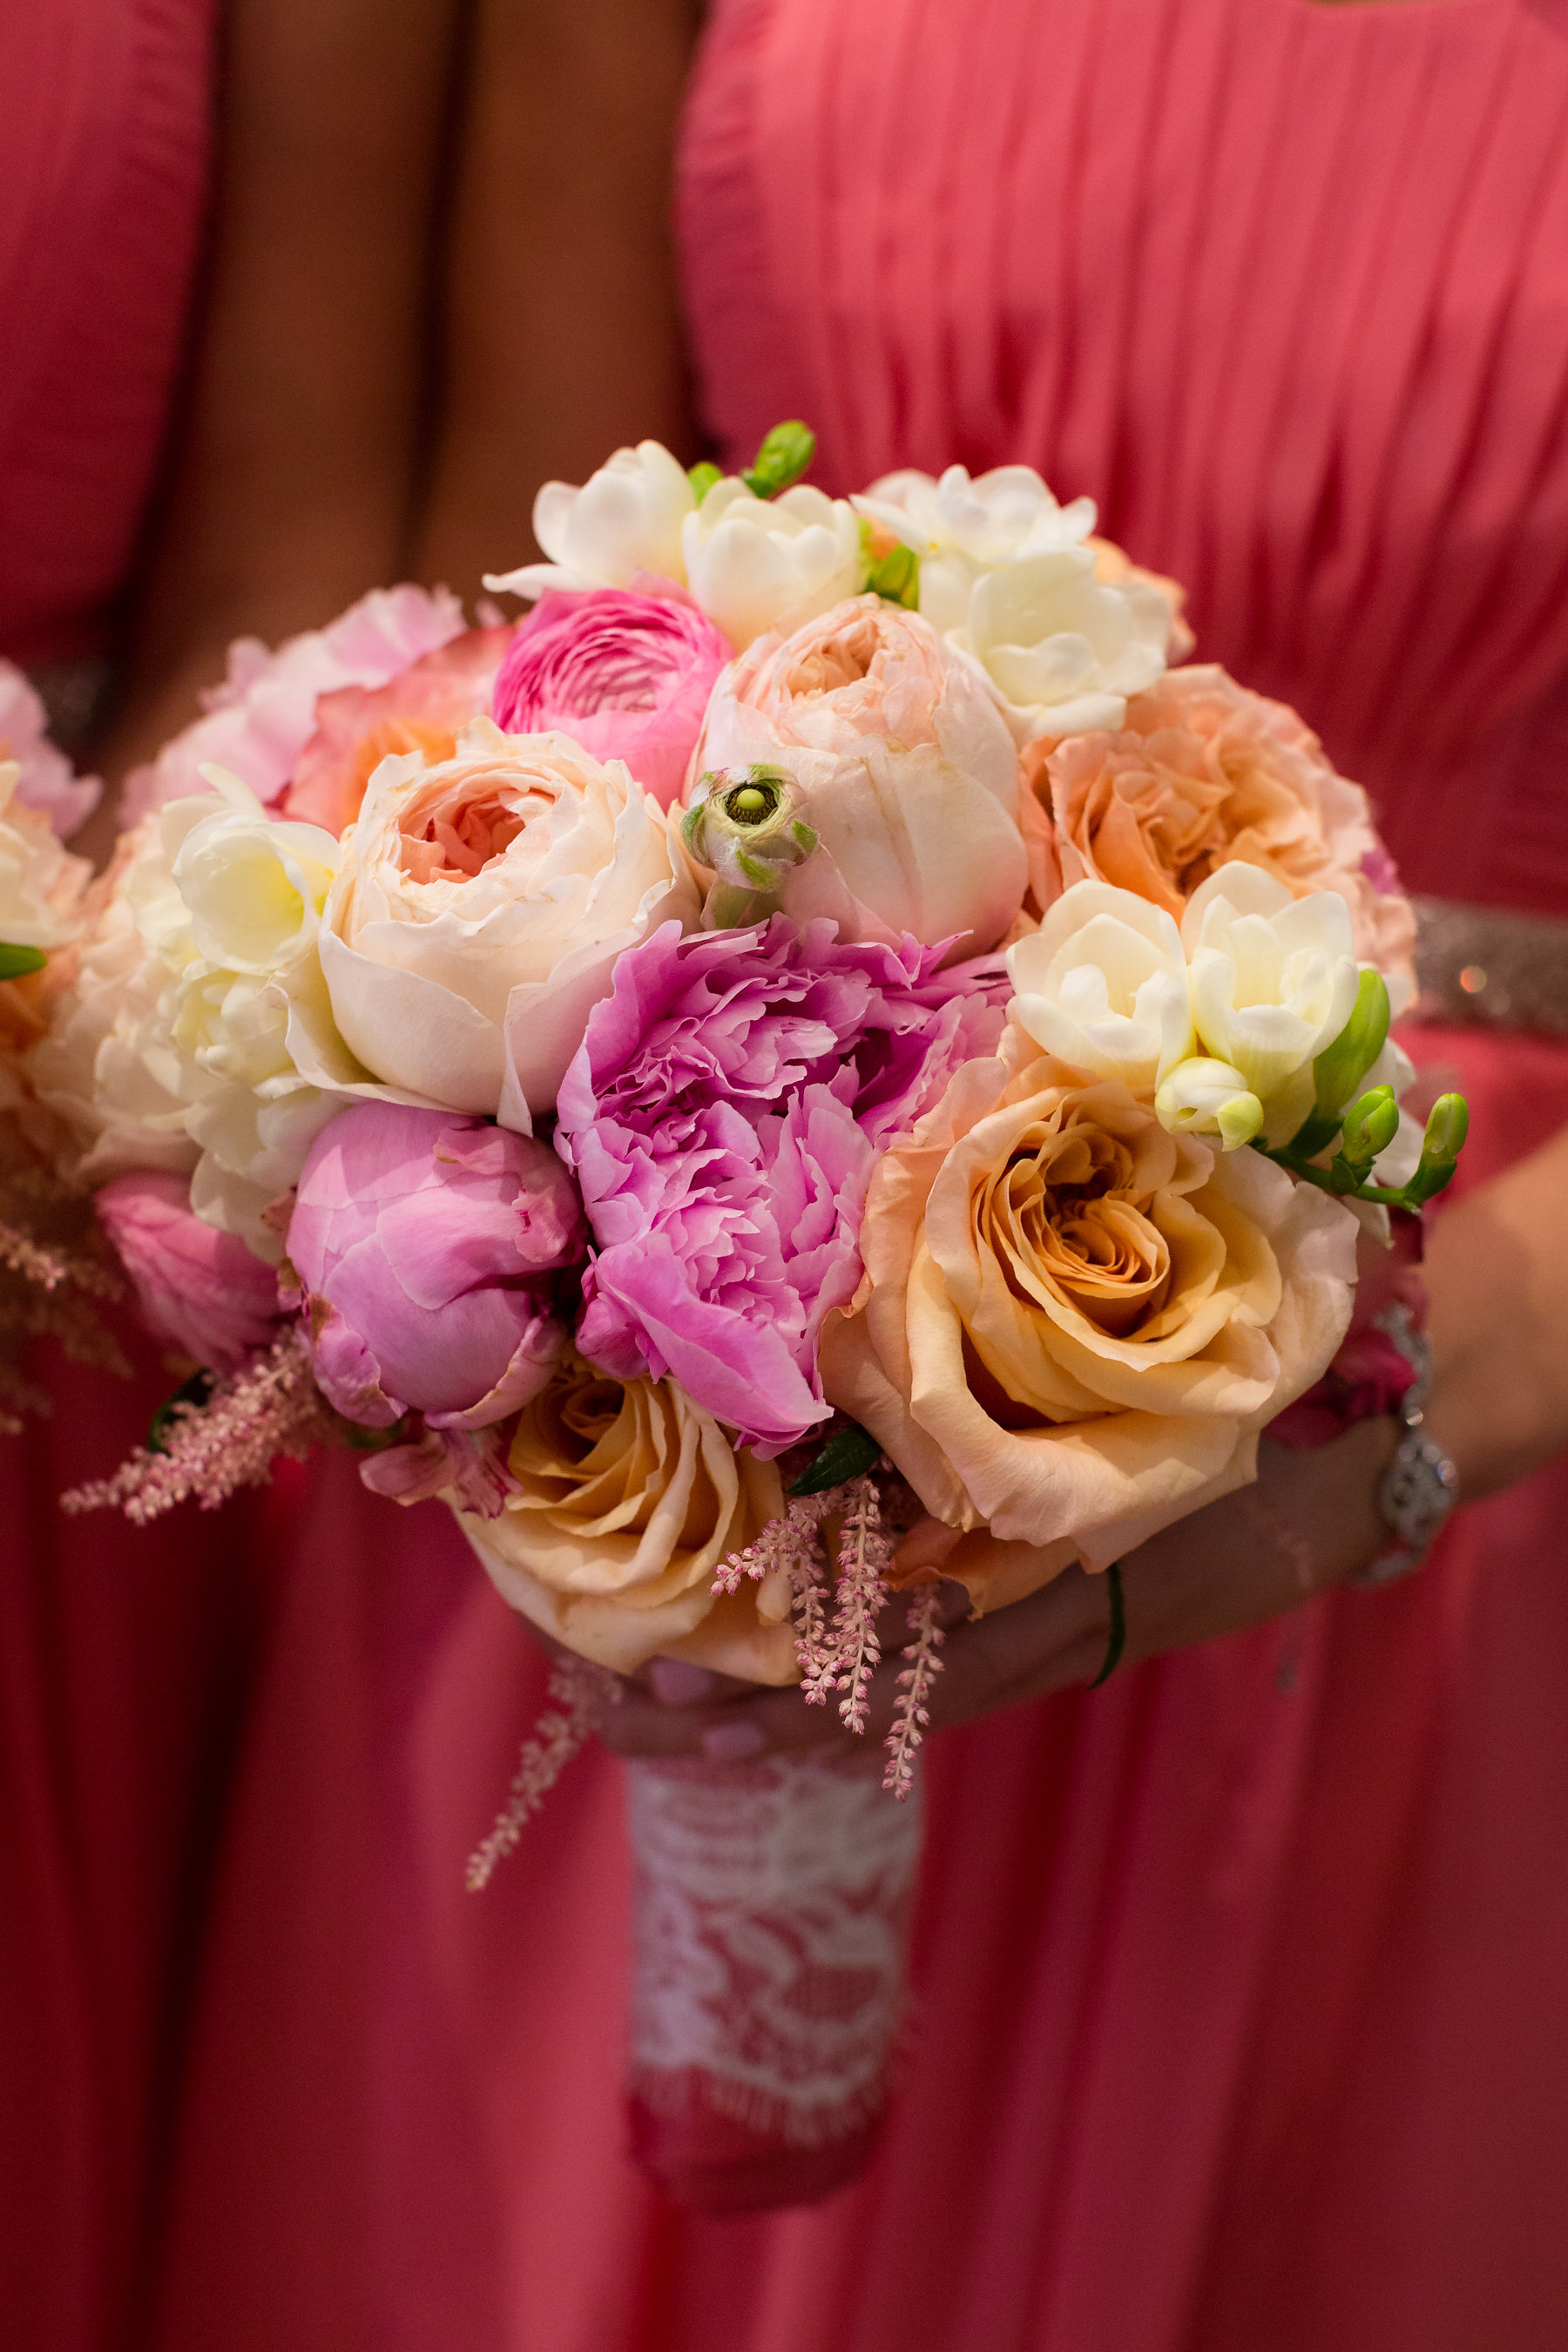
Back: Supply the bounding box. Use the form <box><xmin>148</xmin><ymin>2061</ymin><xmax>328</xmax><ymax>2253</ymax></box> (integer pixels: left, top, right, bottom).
<box><xmin>287</xmin><ymin>1104</ymin><xmax>586</xmax><ymax>1430</ymax></box>
<box><xmin>490</xmin><ymin>588</ymin><xmax>732</xmax><ymax>810</ymax></box>
<box><xmin>95</xmin><ymin>1171</ymin><xmax>282</xmax><ymax>1371</ymax></box>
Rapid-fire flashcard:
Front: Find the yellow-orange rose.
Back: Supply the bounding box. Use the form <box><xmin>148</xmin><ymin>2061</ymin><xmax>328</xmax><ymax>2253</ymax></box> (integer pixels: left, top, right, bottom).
<box><xmin>820</xmin><ymin>1028</ymin><xmax>1358</xmax><ymax>1610</ymax></box>
<box><xmin>460</xmin><ymin>1353</ymin><xmax>796</xmax><ymax>1680</ymax></box>
<box><xmin>1023</xmin><ymin>666</ymin><xmax>1416</xmax><ymax>999</ymax></box>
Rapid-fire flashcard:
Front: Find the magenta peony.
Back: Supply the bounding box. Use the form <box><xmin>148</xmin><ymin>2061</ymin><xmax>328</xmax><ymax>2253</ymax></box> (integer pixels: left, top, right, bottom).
<box><xmin>96</xmin><ymin>1170</ymin><xmax>282</xmax><ymax>1370</ymax></box>
<box><xmin>554</xmin><ymin>917</ymin><xmax>1009</xmax><ymax>1454</ymax></box>
<box><xmin>490</xmin><ymin>588</ymin><xmax>731</xmax><ymax>810</ymax></box>
<box><xmin>287</xmin><ymin>1103</ymin><xmax>586</xmax><ymax>1429</ymax></box>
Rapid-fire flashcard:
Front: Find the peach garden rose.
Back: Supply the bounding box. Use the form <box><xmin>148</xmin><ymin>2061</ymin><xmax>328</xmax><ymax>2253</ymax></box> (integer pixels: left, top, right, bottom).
<box><xmin>820</xmin><ymin>1024</ymin><xmax>1360</xmax><ymax>1612</ymax></box>
<box><xmin>462</xmin><ymin>1352</ymin><xmax>796</xmax><ymax>1683</ymax></box>
<box><xmin>1025</xmin><ymin>665</ymin><xmax>1417</xmax><ymax>998</ymax></box>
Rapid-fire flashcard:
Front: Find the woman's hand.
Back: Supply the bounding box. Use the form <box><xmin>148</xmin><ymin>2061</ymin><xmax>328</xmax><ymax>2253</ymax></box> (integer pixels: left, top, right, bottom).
<box><xmin>589</xmin><ymin>1414</ymin><xmax>1399</xmax><ymax>1765</ymax></box>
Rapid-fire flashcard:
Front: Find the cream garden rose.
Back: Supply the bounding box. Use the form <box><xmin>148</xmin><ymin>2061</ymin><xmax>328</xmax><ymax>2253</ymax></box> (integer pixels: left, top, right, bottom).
<box><xmin>692</xmin><ymin>595</ymin><xmax>1028</xmax><ymax>955</ymax></box>
<box><xmin>461</xmin><ymin>1353</ymin><xmax>795</xmax><ymax>1682</ymax></box>
<box><xmin>321</xmin><ymin>720</ymin><xmax>698</xmax><ymax>1121</ymax></box>
<box><xmin>819</xmin><ymin>1030</ymin><xmax>1359</xmax><ymax>1609</ymax></box>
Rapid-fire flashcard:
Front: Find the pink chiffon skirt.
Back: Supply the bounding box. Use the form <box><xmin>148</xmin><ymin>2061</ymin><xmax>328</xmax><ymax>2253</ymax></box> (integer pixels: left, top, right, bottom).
<box><xmin>10</xmin><ymin>1020</ymin><xmax>1568</xmax><ymax>2350</ymax></box>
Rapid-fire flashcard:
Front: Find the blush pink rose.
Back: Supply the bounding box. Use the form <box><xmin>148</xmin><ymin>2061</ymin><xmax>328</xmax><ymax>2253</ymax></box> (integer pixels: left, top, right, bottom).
<box><xmin>692</xmin><ymin>594</ymin><xmax>1029</xmax><ymax>956</ymax></box>
<box><xmin>280</xmin><ymin>627</ymin><xmax>513</xmax><ymax>835</ymax></box>
<box><xmin>1024</xmin><ymin>665</ymin><xmax>1417</xmax><ymax>997</ymax></box>
<box><xmin>0</xmin><ymin>663</ymin><xmax>99</xmax><ymax>838</ymax></box>
<box><xmin>122</xmin><ymin>585</ymin><xmax>468</xmax><ymax>822</ymax></box>
<box><xmin>95</xmin><ymin>1169</ymin><xmax>281</xmax><ymax>1370</ymax></box>
<box><xmin>286</xmin><ymin>1102</ymin><xmax>586</xmax><ymax>1429</ymax></box>
<box><xmin>490</xmin><ymin>588</ymin><xmax>731</xmax><ymax>810</ymax></box>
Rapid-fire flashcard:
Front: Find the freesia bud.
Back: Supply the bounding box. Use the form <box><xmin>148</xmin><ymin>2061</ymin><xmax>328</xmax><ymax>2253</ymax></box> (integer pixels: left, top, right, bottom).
<box><xmin>1313</xmin><ymin>966</ymin><xmax>1391</xmax><ymax>1115</ymax></box>
<box><xmin>1335</xmin><ymin>1085</ymin><xmax>1401</xmax><ymax>1183</ymax></box>
<box><xmin>1404</xmin><ymin>1092</ymin><xmax>1470</xmax><ymax>1204</ymax></box>
<box><xmin>680</xmin><ymin>767</ymin><xmax>819</xmax><ymax>929</ymax></box>
<box><xmin>687</xmin><ymin>461</ymin><xmax>722</xmax><ymax>505</ymax></box>
<box><xmin>1154</xmin><ymin>1057</ymin><xmax>1265</xmax><ymax>1151</ymax></box>
<box><xmin>741</xmin><ymin>420</ymin><xmax>816</xmax><ymax>500</ymax></box>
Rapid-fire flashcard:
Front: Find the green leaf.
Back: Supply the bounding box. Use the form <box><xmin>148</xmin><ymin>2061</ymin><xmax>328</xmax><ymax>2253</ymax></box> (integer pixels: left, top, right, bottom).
<box><xmin>0</xmin><ymin>941</ymin><xmax>47</xmax><ymax>979</ymax></box>
<box><xmin>741</xmin><ymin>420</ymin><xmax>816</xmax><ymax>500</ymax></box>
<box><xmin>787</xmin><ymin>1421</ymin><xmax>883</xmax><ymax>1496</ymax></box>
<box><xmin>687</xmin><ymin>460</ymin><xmax>722</xmax><ymax>505</ymax></box>
<box><xmin>147</xmin><ymin>1369</ymin><xmax>216</xmax><ymax>1456</ymax></box>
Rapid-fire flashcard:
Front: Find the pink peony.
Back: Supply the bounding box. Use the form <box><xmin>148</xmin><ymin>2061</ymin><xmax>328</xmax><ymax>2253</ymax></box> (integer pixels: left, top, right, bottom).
<box><xmin>280</xmin><ymin>627</ymin><xmax>513</xmax><ymax>835</ymax></box>
<box><xmin>0</xmin><ymin>663</ymin><xmax>100</xmax><ymax>838</ymax></box>
<box><xmin>555</xmin><ymin>917</ymin><xmax>1009</xmax><ymax>1455</ymax></box>
<box><xmin>287</xmin><ymin>1103</ymin><xmax>586</xmax><ymax>1429</ymax></box>
<box><xmin>490</xmin><ymin>588</ymin><xmax>730</xmax><ymax>810</ymax></box>
<box><xmin>96</xmin><ymin>1170</ymin><xmax>282</xmax><ymax>1371</ymax></box>
<box><xmin>122</xmin><ymin>586</ymin><xmax>469</xmax><ymax>822</ymax></box>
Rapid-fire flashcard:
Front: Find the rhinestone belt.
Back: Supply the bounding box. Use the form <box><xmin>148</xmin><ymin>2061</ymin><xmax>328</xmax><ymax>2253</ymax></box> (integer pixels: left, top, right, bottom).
<box><xmin>1411</xmin><ymin>896</ymin><xmax>1568</xmax><ymax>1039</ymax></box>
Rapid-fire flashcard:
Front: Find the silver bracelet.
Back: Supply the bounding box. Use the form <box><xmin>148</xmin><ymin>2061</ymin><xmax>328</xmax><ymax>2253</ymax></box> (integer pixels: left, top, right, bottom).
<box><xmin>1352</xmin><ymin>1308</ymin><xmax>1460</xmax><ymax>1589</ymax></box>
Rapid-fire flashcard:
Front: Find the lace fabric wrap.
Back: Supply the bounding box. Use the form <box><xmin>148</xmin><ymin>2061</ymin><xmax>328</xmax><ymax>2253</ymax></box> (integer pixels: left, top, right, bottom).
<box><xmin>623</xmin><ymin>1747</ymin><xmax>923</xmax><ymax>2212</ymax></box>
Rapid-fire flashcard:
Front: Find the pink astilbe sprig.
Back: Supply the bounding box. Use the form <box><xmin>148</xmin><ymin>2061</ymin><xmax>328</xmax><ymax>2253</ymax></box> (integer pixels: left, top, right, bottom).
<box><xmin>714</xmin><ymin>1489</ymin><xmax>847</xmax><ymax>1691</ymax></box>
<box><xmin>0</xmin><ymin>1157</ymin><xmax>128</xmax><ymax>1429</ymax></box>
<box><xmin>61</xmin><ymin>1325</ymin><xmax>335</xmax><ymax>1524</ymax></box>
<box><xmin>817</xmin><ymin>1476</ymin><xmax>894</xmax><ymax>1730</ymax></box>
<box><xmin>883</xmin><ymin>1585</ymin><xmax>946</xmax><ymax>1801</ymax></box>
<box><xmin>466</xmin><ymin>1657</ymin><xmax>620</xmax><ymax>1891</ymax></box>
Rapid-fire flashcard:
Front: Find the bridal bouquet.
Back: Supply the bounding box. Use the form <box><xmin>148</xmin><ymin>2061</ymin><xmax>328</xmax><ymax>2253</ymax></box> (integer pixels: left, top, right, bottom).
<box><xmin>14</xmin><ymin>426</ymin><xmax>1467</xmax><ymax>2209</ymax></box>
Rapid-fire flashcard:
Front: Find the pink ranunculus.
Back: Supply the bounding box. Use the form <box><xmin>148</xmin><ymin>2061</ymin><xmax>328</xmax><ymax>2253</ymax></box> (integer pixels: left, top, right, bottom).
<box><xmin>691</xmin><ymin>594</ymin><xmax>1029</xmax><ymax>957</ymax></box>
<box><xmin>121</xmin><ymin>586</ymin><xmax>469</xmax><ymax>823</ymax></box>
<box><xmin>0</xmin><ymin>662</ymin><xmax>100</xmax><ymax>838</ymax></box>
<box><xmin>490</xmin><ymin>588</ymin><xmax>731</xmax><ymax>810</ymax></box>
<box><xmin>280</xmin><ymin>626</ymin><xmax>513</xmax><ymax>835</ymax></box>
<box><xmin>95</xmin><ymin>1169</ymin><xmax>282</xmax><ymax>1370</ymax></box>
<box><xmin>287</xmin><ymin>1103</ymin><xmax>586</xmax><ymax>1429</ymax></box>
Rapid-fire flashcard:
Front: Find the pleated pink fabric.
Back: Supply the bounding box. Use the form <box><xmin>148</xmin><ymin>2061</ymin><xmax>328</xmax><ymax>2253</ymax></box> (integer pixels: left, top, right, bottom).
<box><xmin>12</xmin><ymin>3</ymin><xmax>1568</xmax><ymax>2349</ymax></box>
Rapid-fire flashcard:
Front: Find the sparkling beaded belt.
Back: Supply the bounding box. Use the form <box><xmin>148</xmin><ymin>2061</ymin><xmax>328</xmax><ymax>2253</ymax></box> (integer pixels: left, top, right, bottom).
<box><xmin>1411</xmin><ymin>896</ymin><xmax>1568</xmax><ymax>1038</ymax></box>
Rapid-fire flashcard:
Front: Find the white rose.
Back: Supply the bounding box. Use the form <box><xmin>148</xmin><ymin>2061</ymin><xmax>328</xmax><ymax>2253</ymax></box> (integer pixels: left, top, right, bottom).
<box><xmin>1181</xmin><ymin>862</ymin><xmax>1361</xmax><ymax>1128</ymax></box>
<box><xmin>952</xmin><ymin>547</ymin><xmax>1171</xmax><ymax>743</ymax></box>
<box><xmin>855</xmin><ymin>463</ymin><xmax>1098</xmax><ymax>634</ymax></box>
<box><xmin>680</xmin><ymin>479</ymin><xmax>863</xmax><ymax>651</ymax></box>
<box><xmin>0</xmin><ymin>760</ymin><xmax>89</xmax><ymax>950</ymax></box>
<box><xmin>1006</xmin><ymin>880</ymin><xmax>1193</xmax><ymax>1088</ymax></box>
<box><xmin>321</xmin><ymin>720</ymin><xmax>698</xmax><ymax>1121</ymax></box>
<box><xmin>483</xmin><ymin>440</ymin><xmax>696</xmax><ymax>602</ymax></box>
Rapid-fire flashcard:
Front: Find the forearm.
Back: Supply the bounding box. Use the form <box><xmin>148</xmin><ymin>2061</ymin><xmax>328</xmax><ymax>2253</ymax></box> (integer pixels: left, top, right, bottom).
<box><xmin>409</xmin><ymin>0</ymin><xmax>704</xmax><ymax>599</ymax></box>
<box><xmin>1422</xmin><ymin>1118</ymin><xmax>1568</xmax><ymax>1500</ymax></box>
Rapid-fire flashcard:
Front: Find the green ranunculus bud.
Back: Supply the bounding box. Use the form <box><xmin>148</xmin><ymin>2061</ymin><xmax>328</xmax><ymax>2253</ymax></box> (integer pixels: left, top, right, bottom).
<box><xmin>740</xmin><ymin>420</ymin><xmax>816</xmax><ymax>501</ymax></box>
<box><xmin>687</xmin><ymin>460</ymin><xmax>722</xmax><ymax>506</ymax></box>
<box><xmin>681</xmin><ymin>766</ymin><xmax>820</xmax><ymax>929</ymax></box>
<box><xmin>0</xmin><ymin>941</ymin><xmax>48</xmax><ymax>979</ymax></box>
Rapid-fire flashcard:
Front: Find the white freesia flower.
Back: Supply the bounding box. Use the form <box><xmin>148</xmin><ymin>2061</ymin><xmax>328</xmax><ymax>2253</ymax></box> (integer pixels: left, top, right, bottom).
<box><xmin>483</xmin><ymin>440</ymin><xmax>695</xmax><ymax>603</ymax></box>
<box><xmin>855</xmin><ymin>463</ymin><xmax>1098</xmax><ymax>634</ymax></box>
<box><xmin>1153</xmin><ymin>1057</ymin><xmax>1265</xmax><ymax>1152</ymax></box>
<box><xmin>0</xmin><ymin>760</ymin><xmax>89</xmax><ymax>950</ymax></box>
<box><xmin>1181</xmin><ymin>862</ymin><xmax>1360</xmax><ymax>1130</ymax></box>
<box><xmin>1006</xmin><ymin>880</ymin><xmax>1193</xmax><ymax>1088</ymax></box>
<box><xmin>680</xmin><ymin>478</ymin><xmax>862</xmax><ymax>650</ymax></box>
<box><xmin>321</xmin><ymin>720</ymin><xmax>698</xmax><ymax>1121</ymax></box>
<box><xmin>954</xmin><ymin>547</ymin><xmax>1171</xmax><ymax>743</ymax></box>
<box><xmin>171</xmin><ymin>771</ymin><xmax>340</xmax><ymax>972</ymax></box>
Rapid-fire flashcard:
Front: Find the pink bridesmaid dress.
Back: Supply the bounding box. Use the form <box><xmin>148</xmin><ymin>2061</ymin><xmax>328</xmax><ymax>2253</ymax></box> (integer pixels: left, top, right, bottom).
<box><xmin>16</xmin><ymin>3</ymin><xmax>1568</xmax><ymax>2349</ymax></box>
